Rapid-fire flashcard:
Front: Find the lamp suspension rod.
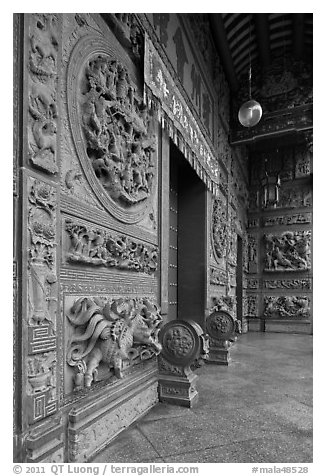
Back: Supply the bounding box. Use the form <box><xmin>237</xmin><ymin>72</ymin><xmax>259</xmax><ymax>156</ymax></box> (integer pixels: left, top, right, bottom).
<box><xmin>248</xmin><ymin>14</ymin><xmax>252</xmax><ymax>99</ymax></box>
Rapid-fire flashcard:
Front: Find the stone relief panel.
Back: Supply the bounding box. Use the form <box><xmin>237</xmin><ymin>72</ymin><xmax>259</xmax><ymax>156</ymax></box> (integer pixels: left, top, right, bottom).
<box><xmin>27</xmin><ymin>14</ymin><xmax>59</xmax><ymax>174</ymax></box>
<box><xmin>246</xmin><ymin>278</ymin><xmax>259</xmax><ymax>290</ymax></box>
<box><xmin>294</xmin><ymin>143</ymin><xmax>312</xmax><ymax>178</ymax></box>
<box><xmin>26</xmin><ymin>176</ymin><xmax>58</xmax><ymax>423</ymax></box>
<box><xmin>217</xmin><ymin>123</ymin><xmax>231</xmax><ymax>173</ymax></box>
<box><xmin>263</xmin><ymin>212</ymin><xmax>312</xmax><ymax>227</ymax></box>
<box><xmin>275</xmin><ymin>184</ymin><xmax>312</xmax><ymax>210</ymax></box>
<box><xmin>210</xmin><ymin>267</ymin><xmax>227</xmax><ymax>286</ymax></box>
<box><xmin>103</xmin><ymin>14</ymin><xmax>144</xmax><ymax>60</ymax></box>
<box><xmin>264</xmin><ymin>231</ymin><xmax>311</xmax><ymax>272</ymax></box>
<box><xmin>247</xmin><ymin>234</ymin><xmax>258</xmax><ymax>274</ymax></box>
<box><xmin>65</xmin><ymin>219</ymin><xmax>158</xmax><ymax>275</ymax></box>
<box><xmin>263</xmin><ymin>278</ymin><xmax>312</xmax><ymax>290</ymax></box>
<box><xmin>243</xmin><ymin>295</ymin><xmax>259</xmax><ymax>318</ymax></box>
<box><xmin>264</xmin><ymin>295</ymin><xmax>310</xmax><ymax>319</ymax></box>
<box><xmin>65</xmin><ymin>296</ymin><xmax>162</xmax><ymax>390</ymax></box>
<box><xmin>236</xmin><ymin>56</ymin><xmax>312</xmax><ymax>114</ymax></box>
<box><xmin>67</xmin><ymin>33</ymin><xmax>157</xmax><ymax>224</ymax></box>
<box><xmin>211</xmin><ymin>295</ymin><xmax>236</xmax><ymax>316</ymax></box>
<box><xmin>60</xmin><ymin>14</ymin><xmax>104</xmax><ymax>210</ymax></box>
<box><xmin>211</xmin><ymin>197</ymin><xmax>228</xmax><ymax>265</ymax></box>
<box><xmin>227</xmin><ymin>207</ymin><xmax>238</xmax><ymax>269</ymax></box>
<box><xmin>229</xmin><ymin>153</ymin><xmax>249</xmax><ymax>207</ymax></box>
<box><xmin>248</xmin><ymin>216</ymin><xmax>259</xmax><ymax>228</ymax></box>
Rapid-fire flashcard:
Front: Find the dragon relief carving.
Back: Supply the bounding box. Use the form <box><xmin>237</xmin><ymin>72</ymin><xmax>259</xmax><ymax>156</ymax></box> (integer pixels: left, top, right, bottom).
<box><xmin>264</xmin><ymin>231</ymin><xmax>311</xmax><ymax>272</ymax></box>
<box><xmin>28</xmin><ymin>14</ymin><xmax>59</xmax><ymax>174</ymax></box>
<box><xmin>66</xmin><ymin>297</ymin><xmax>162</xmax><ymax>389</ymax></box>
<box><xmin>79</xmin><ymin>55</ymin><xmax>156</xmax><ymax>209</ymax></box>
<box><xmin>264</xmin><ymin>296</ymin><xmax>310</xmax><ymax>319</ymax></box>
<box><xmin>65</xmin><ymin>220</ymin><xmax>158</xmax><ymax>274</ymax></box>
<box><xmin>211</xmin><ymin>198</ymin><xmax>228</xmax><ymax>262</ymax></box>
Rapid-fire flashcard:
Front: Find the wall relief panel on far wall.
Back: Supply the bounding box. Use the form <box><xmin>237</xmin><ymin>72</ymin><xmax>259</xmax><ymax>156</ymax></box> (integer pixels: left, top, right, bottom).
<box><xmin>264</xmin><ymin>295</ymin><xmax>310</xmax><ymax>319</ymax></box>
<box><xmin>67</xmin><ymin>34</ymin><xmax>156</xmax><ymax>224</ymax></box>
<box><xmin>264</xmin><ymin>231</ymin><xmax>311</xmax><ymax>272</ymax></box>
<box><xmin>243</xmin><ymin>295</ymin><xmax>259</xmax><ymax>318</ymax></box>
<box><xmin>263</xmin><ymin>212</ymin><xmax>312</xmax><ymax>227</ymax></box>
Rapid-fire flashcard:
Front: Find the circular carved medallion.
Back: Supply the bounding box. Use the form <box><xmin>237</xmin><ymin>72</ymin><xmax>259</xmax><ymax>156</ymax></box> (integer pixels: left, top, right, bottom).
<box><xmin>159</xmin><ymin>320</ymin><xmax>202</xmax><ymax>366</ymax></box>
<box><xmin>67</xmin><ymin>35</ymin><xmax>156</xmax><ymax>224</ymax></box>
<box><xmin>206</xmin><ymin>310</ymin><xmax>235</xmax><ymax>340</ymax></box>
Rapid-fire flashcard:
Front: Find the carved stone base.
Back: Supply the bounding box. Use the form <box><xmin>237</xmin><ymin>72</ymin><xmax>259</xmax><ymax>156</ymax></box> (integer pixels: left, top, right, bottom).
<box><xmin>158</xmin><ymin>372</ymin><xmax>199</xmax><ymax>408</ymax></box>
<box><xmin>68</xmin><ymin>365</ymin><xmax>158</xmax><ymax>462</ymax></box>
<box><xmin>205</xmin><ymin>343</ymin><xmax>231</xmax><ymax>366</ymax></box>
<box><xmin>25</xmin><ymin>416</ymin><xmax>64</xmax><ymax>463</ymax></box>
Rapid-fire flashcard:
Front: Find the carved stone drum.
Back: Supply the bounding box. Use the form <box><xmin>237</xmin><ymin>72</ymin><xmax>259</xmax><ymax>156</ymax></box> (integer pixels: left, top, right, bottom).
<box><xmin>158</xmin><ymin>319</ymin><xmax>208</xmax><ymax>407</ymax></box>
<box><xmin>205</xmin><ymin>310</ymin><xmax>236</xmax><ymax>365</ymax></box>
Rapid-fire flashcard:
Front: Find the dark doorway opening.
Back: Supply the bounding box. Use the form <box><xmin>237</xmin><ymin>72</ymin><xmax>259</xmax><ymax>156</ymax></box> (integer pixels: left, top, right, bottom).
<box><xmin>168</xmin><ymin>141</ymin><xmax>207</xmax><ymax>328</ymax></box>
<box><xmin>236</xmin><ymin>234</ymin><xmax>243</xmax><ymax>324</ymax></box>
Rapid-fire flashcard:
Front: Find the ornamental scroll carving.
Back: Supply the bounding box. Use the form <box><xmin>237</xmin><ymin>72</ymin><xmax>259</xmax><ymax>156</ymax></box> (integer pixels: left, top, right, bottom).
<box><xmin>264</xmin><ymin>296</ymin><xmax>310</xmax><ymax>319</ymax></box>
<box><xmin>66</xmin><ymin>297</ymin><xmax>162</xmax><ymax>389</ymax></box>
<box><xmin>67</xmin><ymin>35</ymin><xmax>156</xmax><ymax>224</ymax></box>
<box><xmin>263</xmin><ymin>213</ymin><xmax>312</xmax><ymax>227</ymax></box>
<box><xmin>211</xmin><ymin>198</ymin><xmax>227</xmax><ymax>262</ymax></box>
<box><xmin>263</xmin><ymin>278</ymin><xmax>312</xmax><ymax>290</ymax></box>
<box><xmin>65</xmin><ymin>220</ymin><xmax>158</xmax><ymax>274</ymax></box>
<box><xmin>264</xmin><ymin>231</ymin><xmax>311</xmax><ymax>272</ymax></box>
<box><xmin>28</xmin><ymin>14</ymin><xmax>59</xmax><ymax>174</ymax></box>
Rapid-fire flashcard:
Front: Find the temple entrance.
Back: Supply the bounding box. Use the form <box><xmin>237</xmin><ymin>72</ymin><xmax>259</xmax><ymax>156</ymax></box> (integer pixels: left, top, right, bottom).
<box><xmin>168</xmin><ymin>142</ymin><xmax>207</xmax><ymax>328</ymax></box>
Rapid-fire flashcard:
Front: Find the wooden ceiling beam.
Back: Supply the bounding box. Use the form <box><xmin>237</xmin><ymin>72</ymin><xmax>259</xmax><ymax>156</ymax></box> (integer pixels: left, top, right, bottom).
<box><xmin>254</xmin><ymin>14</ymin><xmax>271</xmax><ymax>68</ymax></box>
<box><xmin>293</xmin><ymin>13</ymin><xmax>305</xmax><ymax>60</ymax></box>
<box><xmin>209</xmin><ymin>13</ymin><xmax>239</xmax><ymax>92</ymax></box>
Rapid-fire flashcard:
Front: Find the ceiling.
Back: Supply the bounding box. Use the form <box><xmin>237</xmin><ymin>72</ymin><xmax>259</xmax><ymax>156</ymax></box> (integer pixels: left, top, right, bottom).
<box><xmin>208</xmin><ymin>13</ymin><xmax>313</xmax><ymax>92</ymax></box>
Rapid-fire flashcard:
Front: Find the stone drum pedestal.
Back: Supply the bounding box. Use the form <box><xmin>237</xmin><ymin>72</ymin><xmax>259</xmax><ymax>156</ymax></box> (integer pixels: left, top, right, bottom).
<box><xmin>158</xmin><ymin>320</ymin><xmax>208</xmax><ymax>408</ymax></box>
<box><xmin>205</xmin><ymin>309</ymin><xmax>239</xmax><ymax>365</ymax></box>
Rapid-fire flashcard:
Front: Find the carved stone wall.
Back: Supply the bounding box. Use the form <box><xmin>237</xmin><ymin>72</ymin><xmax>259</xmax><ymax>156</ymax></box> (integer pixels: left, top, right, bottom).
<box><xmin>246</xmin><ymin>137</ymin><xmax>312</xmax><ymax>333</ymax></box>
<box><xmin>15</xmin><ymin>12</ymin><xmax>163</xmax><ymax>463</ymax></box>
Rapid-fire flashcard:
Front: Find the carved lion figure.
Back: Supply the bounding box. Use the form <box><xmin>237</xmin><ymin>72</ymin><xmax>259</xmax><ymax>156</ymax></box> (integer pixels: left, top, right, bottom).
<box><xmin>66</xmin><ymin>296</ymin><xmax>162</xmax><ymax>388</ymax></box>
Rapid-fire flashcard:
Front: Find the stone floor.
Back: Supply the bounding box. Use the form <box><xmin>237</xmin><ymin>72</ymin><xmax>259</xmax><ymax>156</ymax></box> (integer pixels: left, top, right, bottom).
<box><xmin>92</xmin><ymin>332</ymin><xmax>313</xmax><ymax>463</ymax></box>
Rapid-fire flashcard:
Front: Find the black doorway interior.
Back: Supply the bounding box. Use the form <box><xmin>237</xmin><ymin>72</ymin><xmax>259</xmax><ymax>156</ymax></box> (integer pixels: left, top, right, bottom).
<box><xmin>168</xmin><ymin>141</ymin><xmax>206</xmax><ymax>328</ymax></box>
